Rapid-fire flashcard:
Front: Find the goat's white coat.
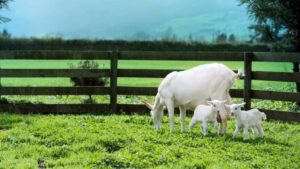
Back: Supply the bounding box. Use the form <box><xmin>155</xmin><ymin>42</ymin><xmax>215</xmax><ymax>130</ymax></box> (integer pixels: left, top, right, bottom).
<box><xmin>229</xmin><ymin>103</ymin><xmax>267</xmax><ymax>140</ymax></box>
<box><xmin>189</xmin><ymin>100</ymin><xmax>225</xmax><ymax>136</ymax></box>
<box><xmin>144</xmin><ymin>63</ymin><xmax>242</xmax><ymax>133</ymax></box>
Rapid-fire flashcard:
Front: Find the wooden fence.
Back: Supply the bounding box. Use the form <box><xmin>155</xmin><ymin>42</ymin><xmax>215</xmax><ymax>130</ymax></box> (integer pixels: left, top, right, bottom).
<box><xmin>0</xmin><ymin>50</ymin><xmax>299</xmax><ymax>122</ymax></box>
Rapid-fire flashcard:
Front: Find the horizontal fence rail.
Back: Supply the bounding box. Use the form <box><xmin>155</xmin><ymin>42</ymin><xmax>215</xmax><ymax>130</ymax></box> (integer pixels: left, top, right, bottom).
<box><xmin>0</xmin><ymin>51</ymin><xmax>111</xmax><ymax>60</ymax></box>
<box><xmin>0</xmin><ymin>87</ymin><xmax>111</xmax><ymax>95</ymax></box>
<box><xmin>0</xmin><ymin>103</ymin><xmax>110</xmax><ymax>114</ymax></box>
<box><xmin>120</xmin><ymin>51</ymin><xmax>244</xmax><ymax>61</ymax></box>
<box><xmin>252</xmin><ymin>71</ymin><xmax>300</xmax><ymax>82</ymax></box>
<box><xmin>0</xmin><ymin>50</ymin><xmax>299</xmax><ymax>122</ymax></box>
<box><xmin>253</xmin><ymin>52</ymin><xmax>300</xmax><ymax>62</ymax></box>
<box><xmin>252</xmin><ymin>90</ymin><xmax>300</xmax><ymax>102</ymax></box>
<box><xmin>0</xmin><ymin>69</ymin><xmax>111</xmax><ymax>77</ymax></box>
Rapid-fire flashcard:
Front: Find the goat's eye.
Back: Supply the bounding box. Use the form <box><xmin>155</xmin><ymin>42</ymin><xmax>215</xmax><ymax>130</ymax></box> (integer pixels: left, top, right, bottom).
<box><xmin>235</xmin><ymin>108</ymin><xmax>237</xmax><ymax>110</ymax></box>
<box><xmin>213</xmin><ymin>105</ymin><xmax>216</xmax><ymax>107</ymax></box>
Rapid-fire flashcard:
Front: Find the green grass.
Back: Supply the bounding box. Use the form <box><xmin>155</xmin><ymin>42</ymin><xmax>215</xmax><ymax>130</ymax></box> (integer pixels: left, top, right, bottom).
<box><xmin>0</xmin><ymin>60</ymin><xmax>294</xmax><ymax>89</ymax></box>
<box><xmin>0</xmin><ymin>114</ymin><xmax>299</xmax><ymax>168</ymax></box>
<box><xmin>1</xmin><ymin>59</ymin><xmax>298</xmax><ymax>111</ymax></box>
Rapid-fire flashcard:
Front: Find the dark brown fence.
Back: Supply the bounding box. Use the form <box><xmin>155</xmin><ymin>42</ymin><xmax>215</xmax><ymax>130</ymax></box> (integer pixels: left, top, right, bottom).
<box><xmin>0</xmin><ymin>50</ymin><xmax>299</xmax><ymax>122</ymax></box>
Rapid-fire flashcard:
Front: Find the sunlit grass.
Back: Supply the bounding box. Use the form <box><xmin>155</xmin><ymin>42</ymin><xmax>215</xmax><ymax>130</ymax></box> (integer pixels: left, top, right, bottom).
<box><xmin>0</xmin><ymin>114</ymin><xmax>299</xmax><ymax>168</ymax></box>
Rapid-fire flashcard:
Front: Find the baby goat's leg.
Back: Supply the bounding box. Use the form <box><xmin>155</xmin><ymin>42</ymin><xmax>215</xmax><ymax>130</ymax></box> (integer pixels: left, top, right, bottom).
<box><xmin>257</xmin><ymin>124</ymin><xmax>264</xmax><ymax>138</ymax></box>
<box><xmin>189</xmin><ymin>118</ymin><xmax>197</xmax><ymax>131</ymax></box>
<box><xmin>213</xmin><ymin>121</ymin><xmax>218</xmax><ymax>134</ymax></box>
<box><xmin>202</xmin><ymin>121</ymin><xmax>208</xmax><ymax>136</ymax></box>
<box><xmin>233</xmin><ymin>125</ymin><xmax>240</xmax><ymax>139</ymax></box>
<box><xmin>243</xmin><ymin>126</ymin><xmax>249</xmax><ymax>140</ymax></box>
<box><xmin>253</xmin><ymin>127</ymin><xmax>259</xmax><ymax>139</ymax></box>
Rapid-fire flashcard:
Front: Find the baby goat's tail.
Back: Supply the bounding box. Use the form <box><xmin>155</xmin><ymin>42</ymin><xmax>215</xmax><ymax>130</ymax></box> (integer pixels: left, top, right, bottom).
<box><xmin>261</xmin><ymin>112</ymin><xmax>267</xmax><ymax>120</ymax></box>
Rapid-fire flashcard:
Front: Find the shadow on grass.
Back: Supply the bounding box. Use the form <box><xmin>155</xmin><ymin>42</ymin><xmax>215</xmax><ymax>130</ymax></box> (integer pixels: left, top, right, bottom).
<box><xmin>0</xmin><ymin>115</ymin><xmax>25</xmax><ymax>130</ymax></box>
<box><xmin>221</xmin><ymin>134</ymin><xmax>291</xmax><ymax>147</ymax></box>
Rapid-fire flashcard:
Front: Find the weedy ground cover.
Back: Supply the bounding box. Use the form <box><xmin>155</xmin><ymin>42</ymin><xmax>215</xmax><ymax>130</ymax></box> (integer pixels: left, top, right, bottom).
<box><xmin>0</xmin><ymin>114</ymin><xmax>299</xmax><ymax>168</ymax></box>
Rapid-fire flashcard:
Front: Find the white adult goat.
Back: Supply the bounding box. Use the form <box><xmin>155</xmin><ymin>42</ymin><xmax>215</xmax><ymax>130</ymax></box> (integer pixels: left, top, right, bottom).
<box><xmin>143</xmin><ymin>63</ymin><xmax>243</xmax><ymax>133</ymax></box>
<box><xmin>189</xmin><ymin>100</ymin><xmax>227</xmax><ymax>136</ymax></box>
<box><xmin>228</xmin><ymin>103</ymin><xmax>267</xmax><ymax>140</ymax></box>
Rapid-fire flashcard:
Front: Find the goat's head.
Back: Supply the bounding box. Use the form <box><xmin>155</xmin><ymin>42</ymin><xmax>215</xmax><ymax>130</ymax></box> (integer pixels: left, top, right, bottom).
<box><xmin>207</xmin><ymin>100</ymin><xmax>229</xmax><ymax>119</ymax></box>
<box><xmin>226</xmin><ymin>102</ymin><xmax>246</xmax><ymax>115</ymax></box>
<box><xmin>142</xmin><ymin>101</ymin><xmax>162</xmax><ymax>129</ymax></box>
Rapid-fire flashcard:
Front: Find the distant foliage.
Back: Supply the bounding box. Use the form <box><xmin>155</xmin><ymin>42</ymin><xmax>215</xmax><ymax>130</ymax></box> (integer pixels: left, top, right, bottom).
<box><xmin>0</xmin><ymin>0</ymin><xmax>12</xmax><ymax>23</ymax></box>
<box><xmin>240</xmin><ymin>0</ymin><xmax>300</xmax><ymax>51</ymax></box>
<box><xmin>0</xmin><ymin>29</ymin><xmax>11</xmax><ymax>39</ymax></box>
<box><xmin>216</xmin><ymin>33</ymin><xmax>227</xmax><ymax>43</ymax></box>
<box><xmin>228</xmin><ymin>34</ymin><xmax>236</xmax><ymax>43</ymax></box>
<box><xmin>0</xmin><ymin>38</ymin><xmax>271</xmax><ymax>51</ymax></box>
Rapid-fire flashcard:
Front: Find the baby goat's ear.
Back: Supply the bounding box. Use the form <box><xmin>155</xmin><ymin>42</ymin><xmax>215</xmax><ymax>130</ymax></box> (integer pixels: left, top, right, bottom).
<box><xmin>220</xmin><ymin>100</ymin><xmax>227</xmax><ymax>104</ymax></box>
<box><xmin>207</xmin><ymin>101</ymin><xmax>213</xmax><ymax>105</ymax></box>
<box><xmin>239</xmin><ymin>102</ymin><xmax>246</xmax><ymax>107</ymax></box>
<box><xmin>225</xmin><ymin>104</ymin><xmax>231</xmax><ymax>108</ymax></box>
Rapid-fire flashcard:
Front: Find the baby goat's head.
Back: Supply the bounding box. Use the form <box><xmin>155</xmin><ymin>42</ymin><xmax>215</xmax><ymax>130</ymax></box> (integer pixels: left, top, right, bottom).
<box><xmin>227</xmin><ymin>102</ymin><xmax>246</xmax><ymax>115</ymax></box>
<box><xmin>207</xmin><ymin>100</ymin><xmax>227</xmax><ymax>116</ymax></box>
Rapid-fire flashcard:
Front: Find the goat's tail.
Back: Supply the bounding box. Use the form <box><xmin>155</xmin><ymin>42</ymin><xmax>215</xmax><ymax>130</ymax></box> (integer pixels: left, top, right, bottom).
<box><xmin>236</xmin><ymin>68</ymin><xmax>245</xmax><ymax>79</ymax></box>
<box><xmin>261</xmin><ymin>112</ymin><xmax>267</xmax><ymax>120</ymax></box>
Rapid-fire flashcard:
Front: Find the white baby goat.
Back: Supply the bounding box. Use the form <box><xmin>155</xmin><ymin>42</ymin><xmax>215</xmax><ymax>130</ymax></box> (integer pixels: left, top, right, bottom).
<box><xmin>189</xmin><ymin>100</ymin><xmax>226</xmax><ymax>136</ymax></box>
<box><xmin>229</xmin><ymin>103</ymin><xmax>267</xmax><ymax>140</ymax></box>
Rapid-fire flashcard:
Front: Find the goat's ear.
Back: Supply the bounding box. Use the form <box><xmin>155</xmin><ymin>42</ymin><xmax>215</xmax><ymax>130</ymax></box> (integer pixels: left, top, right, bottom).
<box><xmin>239</xmin><ymin>102</ymin><xmax>246</xmax><ymax>107</ymax></box>
<box><xmin>142</xmin><ymin>101</ymin><xmax>153</xmax><ymax>110</ymax></box>
<box><xmin>220</xmin><ymin>100</ymin><xmax>227</xmax><ymax>104</ymax></box>
<box><xmin>207</xmin><ymin>101</ymin><xmax>212</xmax><ymax>105</ymax></box>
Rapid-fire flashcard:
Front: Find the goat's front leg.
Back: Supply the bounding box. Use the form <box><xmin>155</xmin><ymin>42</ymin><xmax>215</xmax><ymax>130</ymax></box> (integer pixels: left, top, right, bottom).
<box><xmin>243</xmin><ymin>126</ymin><xmax>249</xmax><ymax>140</ymax></box>
<box><xmin>233</xmin><ymin>125</ymin><xmax>240</xmax><ymax>139</ymax></box>
<box><xmin>189</xmin><ymin>118</ymin><xmax>197</xmax><ymax>131</ymax></box>
<box><xmin>165</xmin><ymin>100</ymin><xmax>175</xmax><ymax>132</ymax></box>
<box><xmin>257</xmin><ymin>124</ymin><xmax>264</xmax><ymax>138</ymax></box>
<box><xmin>202</xmin><ymin>121</ymin><xmax>208</xmax><ymax>136</ymax></box>
<box><xmin>220</xmin><ymin>118</ymin><xmax>227</xmax><ymax>134</ymax></box>
<box><xmin>253</xmin><ymin>127</ymin><xmax>259</xmax><ymax>139</ymax></box>
<box><xmin>179</xmin><ymin>106</ymin><xmax>186</xmax><ymax>132</ymax></box>
<box><xmin>213</xmin><ymin>120</ymin><xmax>218</xmax><ymax>134</ymax></box>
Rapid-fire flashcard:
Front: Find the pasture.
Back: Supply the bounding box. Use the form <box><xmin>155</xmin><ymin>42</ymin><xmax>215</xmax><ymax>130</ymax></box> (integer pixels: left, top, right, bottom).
<box><xmin>0</xmin><ymin>60</ymin><xmax>293</xmax><ymax>88</ymax></box>
<box><xmin>0</xmin><ymin>60</ymin><xmax>297</xmax><ymax>112</ymax></box>
<box><xmin>0</xmin><ymin>114</ymin><xmax>299</xmax><ymax>168</ymax></box>
<box><xmin>0</xmin><ymin>53</ymin><xmax>299</xmax><ymax>168</ymax></box>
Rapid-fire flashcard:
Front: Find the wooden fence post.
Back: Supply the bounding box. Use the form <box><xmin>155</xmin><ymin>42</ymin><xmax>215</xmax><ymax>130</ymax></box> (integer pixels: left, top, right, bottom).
<box><xmin>244</xmin><ymin>52</ymin><xmax>253</xmax><ymax>110</ymax></box>
<box><xmin>110</xmin><ymin>50</ymin><xmax>118</xmax><ymax>113</ymax></box>
<box><xmin>293</xmin><ymin>62</ymin><xmax>300</xmax><ymax>106</ymax></box>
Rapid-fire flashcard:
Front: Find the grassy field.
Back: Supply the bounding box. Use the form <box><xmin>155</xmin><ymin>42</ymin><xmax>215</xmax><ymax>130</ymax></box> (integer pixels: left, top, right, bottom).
<box><xmin>0</xmin><ymin>60</ymin><xmax>294</xmax><ymax>89</ymax></box>
<box><xmin>0</xmin><ymin>114</ymin><xmax>299</xmax><ymax>168</ymax></box>
<box><xmin>1</xmin><ymin>59</ymin><xmax>298</xmax><ymax>111</ymax></box>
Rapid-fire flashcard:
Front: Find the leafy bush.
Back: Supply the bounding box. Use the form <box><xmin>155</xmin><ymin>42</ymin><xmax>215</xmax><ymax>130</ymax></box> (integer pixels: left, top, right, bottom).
<box><xmin>69</xmin><ymin>60</ymin><xmax>108</xmax><ymax>87</ymax></box>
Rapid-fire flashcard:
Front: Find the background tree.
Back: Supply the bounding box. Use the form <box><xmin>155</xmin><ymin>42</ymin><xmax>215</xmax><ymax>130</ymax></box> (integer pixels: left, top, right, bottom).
<box><xmin>228</xmin><ymin>34</ymin><xmax>236</xmax><ymax>43</ymax></box>
<box><xmin>240</xmin><ymin>0</ymin><xmax>300</xmax><ymax>106</ymax></box>
<box><xmin>0</xmin><ymin>28</ymin><xmax>11</xmax><ymax>38</ymax></box>
<box><xmin>0</xmin><ymin>0</ymin><xmax>11</xmax><ymax>23</ymax></box>
<box><xmin>240</xmin><ymin>0</ymin><xmax>300</xmax><ymax>51</ymax></box>
<box><xmin>216</xmin><ymin>33</ymin><xmax>227</xmax><ymax>43</ymax></box>
<box><xmin>161</xmin><ymin>26</ymin><xmax>177</xmax><ymax>42</ymax></box>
